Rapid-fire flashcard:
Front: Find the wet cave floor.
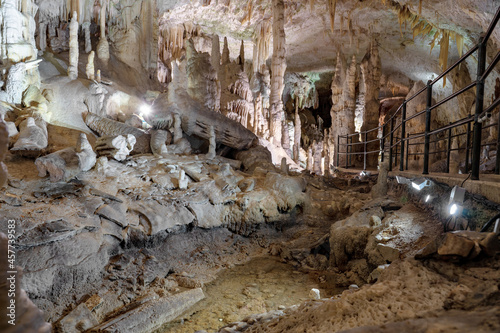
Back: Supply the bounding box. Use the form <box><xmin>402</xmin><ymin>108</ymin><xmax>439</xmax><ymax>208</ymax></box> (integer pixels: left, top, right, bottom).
<box><xmin>161</xmin><ymin>256</ymin><xmax>340</xmax><ymax>333</ymax></box>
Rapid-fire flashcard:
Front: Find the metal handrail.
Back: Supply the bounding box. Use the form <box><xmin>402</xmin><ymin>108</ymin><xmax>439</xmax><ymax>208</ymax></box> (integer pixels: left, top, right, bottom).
<box><xmin>335</xmin><ymin>4</ymin><xmax>500</xmax><ymax>177</ymax></box>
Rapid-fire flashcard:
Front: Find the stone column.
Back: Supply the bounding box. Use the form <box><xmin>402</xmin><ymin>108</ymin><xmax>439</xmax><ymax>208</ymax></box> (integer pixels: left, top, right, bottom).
<box><xmin>270</xmin><ymin>0</ymin><xmax>286</xmax><ymax>146</ymax></box>
<box><xmin>68</xmin><ymin>12</ymin><xmax>79</xmax><ymax>80</ymax></box>
<box><xmin>360</xmin><ymin>41</ymin><xmax>381</xmax><ymax>167</ymax></box>
<box><xmin>330</xmin><ymin>52</ymin><xmax>345</xmax><ymax>165</ymax></box>
<box><xmin>293</xmin><ymin>96</ymin><xmax>301</xmax><ymax>163</ymax></box>
<box><xmin>207</xmin><ymin>125</ymin><xmax>216</xmax><ymax>159</ymax></box>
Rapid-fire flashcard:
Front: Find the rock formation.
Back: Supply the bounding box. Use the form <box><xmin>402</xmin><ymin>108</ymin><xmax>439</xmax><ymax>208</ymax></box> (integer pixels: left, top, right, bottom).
<box><xmin>269</xmin><ymin>0</ymin><xmax>287</xmax><ymax>146</ymax></box>
<box><xmin>68</xmin><ymin>12</ymin><xmax>79</xmax><ymax>80</ymax></box>
<box><xmin>86</xmin><ymin>51</ymin><xmax>95</xmax><ymax>80</ymax></box>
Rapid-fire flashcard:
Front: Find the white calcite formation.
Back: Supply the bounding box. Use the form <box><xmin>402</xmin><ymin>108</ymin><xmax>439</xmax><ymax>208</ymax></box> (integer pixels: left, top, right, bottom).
<box><xmin>86</xmin><ymin>51</ymin><xmax>95</xmax><ymax>80</ymax></box>
<box><xmin>82</xmin><ymin>21</ymin><xmax>92</xmax><ymax>53</ymax></box>
<box><xmin>0</xmin><ymin>0</ymin><xmax>38</xmax><ymax>62</ymax></box>
<box><xmin>96</xmin><ymin>3</ymin><xmax>110</xmax><ymax>64</ymax></box>
<box><xmin>11</xmin><ymin>117</ymin><xmax>48</xmax><ymax>153</ymax></box>
<box><xmin>35</xmin><ymin>133</ymin><xmax>96</xmax><ymax>182</ymax></box>
<box><xmin>68</xmin><ymin>11</ymin><xmax>79</xmax><ymax>80</ymax></box>
<box><xmin>269</xmin><ymin>0</ymin><xmax>287</xmax><ymax>146</ymax></box>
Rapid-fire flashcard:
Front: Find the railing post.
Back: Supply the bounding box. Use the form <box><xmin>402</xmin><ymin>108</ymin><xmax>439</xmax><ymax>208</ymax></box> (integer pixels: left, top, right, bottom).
<box><xmin>405</xmin><ymin>132</ymin><xmax>409</xmax><ymax>170</ymax></box>
<box><xmin>465</xmin><ymin>121</ymin><xmax>471</xmax><ymax>173</ymax></box>
<box><xmin>399</xmin><ymin>102</ymin><xmax>407</xmax><ymax>171</ymax></box>
<box><xmin>381</xmin><ymin>124</ymin><xmax>386</xmax><ymax>162</ymax></box>
<box><xmin>446</xmin><ymin>124</ymin><xmax>452</xmax><ymax>173</ymax></box>
<box><xmin>345</xmin><ymin>136</ymin><xmax>349</xmax><ymax>169</ymax></box>
<box><xmin>496</xmin><ymin>111</ymin><xmax>500</xmax><ymax>174</ymax></box>
<box><xmin>336</xmin><ymin>135</ymin><xmax>340</xmax><ymax>167</ymax></box>
<box><xmin>472</xmin><ymin>36</ymin><xmax>487</xmax><ymax>180</ymax></box>
<box><xmin>423</xmin><ymin>80</ymin><xmax>433</xmax><ymax>175</ymax></box>
<box><xmin>349</xmin><ymin>136</ymin><xmax>352</xmax><ymax>167</ymax></box>
<box><xmin>389</xmin><ymin>117</ymin><xmax>394</xmax><ymax>171</ymax></box>
<box><xmin>363</xmin><ymin>132</ymin><xmax>367</xmax><ymax>171</ymax></box>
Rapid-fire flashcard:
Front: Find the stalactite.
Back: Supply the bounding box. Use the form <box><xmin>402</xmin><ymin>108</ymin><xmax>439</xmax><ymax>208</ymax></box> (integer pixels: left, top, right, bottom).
<box><xmin>252</xmin><ymin>20</ymin><xmax>272</xmax><ymax>73</ymax></box>
<box><xmin>328</xmin><ymin>0</ymin><xmax>337</xmax><ymax>33</ymax></box>
<box><xmin>241</xmin><ymin>0</ymin><xmax>253</xmax><ymax>25</ymax></box>
<box><xmin>82</xmin><ymin>21</ymin><xmax>91</xmax><ymax>53</ymax></box>
<box><xmin>270</xmin><ymin>0</ymin><xmax>287</xmax><ymax>146</ymax></box>
<box><xmin>439</xmin><ymin>30</ymin><xmax>450</xmax><ymax>87</ymax></box>
<box><xmin>96</xmin><ymin>1</ymin><xmax>109</xmax><ymax>64</ymax></box>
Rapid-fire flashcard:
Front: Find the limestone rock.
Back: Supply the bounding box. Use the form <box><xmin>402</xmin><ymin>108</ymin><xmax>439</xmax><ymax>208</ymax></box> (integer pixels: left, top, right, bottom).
<box><xmin>437</xmin><ymin>232</ymin><xmax>475</xmax><ymax>257</ymax></box>
<box><xmin>377</xmin><ymin>243</ymin><xmax>400</xmax><ymax>262</ymax></box>
<box><xmin>58</xmin><ymin>302</ymin><xmax>98</xmax><ymax>333</ymax></box>
<box><xmin>11</xmin><ymin>117</ymin><xmax>48</xmax><ymax>154</ymax></box>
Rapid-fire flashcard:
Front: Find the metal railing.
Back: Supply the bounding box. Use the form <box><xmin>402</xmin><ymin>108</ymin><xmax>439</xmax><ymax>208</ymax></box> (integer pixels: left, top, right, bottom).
<box><xmin>336</xmin><ymin>5</ymin><xmax>500</xmax><ymax>179</ymax></box>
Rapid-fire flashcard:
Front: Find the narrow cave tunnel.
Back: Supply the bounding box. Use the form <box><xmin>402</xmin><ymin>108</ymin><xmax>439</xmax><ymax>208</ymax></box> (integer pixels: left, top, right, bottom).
<box><xmin>0</xmin><ymin>1</ymin><xmax>500</xmax><ymax>333</ymax></box>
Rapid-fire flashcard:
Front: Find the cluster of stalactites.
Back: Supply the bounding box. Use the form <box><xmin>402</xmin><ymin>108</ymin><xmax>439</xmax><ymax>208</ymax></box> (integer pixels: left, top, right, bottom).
<box><xmin>252</xmin><ymin>20</ymin><xmax>272</xmax><ymax>74</ymax></box>
<box><xmin>157</xmin><ymin>21</ymin><xmax>200</xmax><ymax>83</ymax></box>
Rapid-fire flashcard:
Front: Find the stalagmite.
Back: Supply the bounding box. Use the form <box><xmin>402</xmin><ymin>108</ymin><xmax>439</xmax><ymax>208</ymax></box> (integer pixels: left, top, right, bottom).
<box><xmin>150</xmin><ymin>130</ymin><xmax>172</xmax><ymax>156</ymax></box>
<box><xmin>173</xmin><ymin>113</ymin><xmax>183</xmax><ymax>143</ymax></box>
<box><xmin>222</xmin><ymin>37</ymin><xmax>230</xmax><ymax>65</ymax></box>
<box><xmin>39</xmin><ymin>22</ymin><xmax>47</xmax><ymax>52</ymax></box>
<box><xmin>211</xmin><ymin>34</ymin><xmax>220</xmax><ymax>71</ymax></box>
<box><xmin>270</xmin><ymin>0</ymin><xmax>287</xmax><ymax>146</ymax></box>
<box><xmin>282</xmin><ymin>119</ymin><xmax>291</xmax><ymax>156</ymax></box>
<box><xmin>281</xmin><ymin>157</ymin><xmax>289</xmax><ymax>175</ymax></box>
<box><xmin>179</xmin><ymin>169</ymin><xmax>188</xmax><ymax>189</ymax></box>
<box><xmin>86</xmin><ymin>51</ymin><xmax>95</xmax><ymax>80</ymax></box>
<box><xmin>207</xmin><ymin>125</ymin><xmax>216</xmax><ymax>159</ymax></box>
<box><xmin>313</xmin><ymin>140</ymin><xmax>323</xmax><ymax>175</ymax></box>
<box><xmin>324</xmin><ymin>129</ymin><xmax>331</xmax><ymax>176</ymax></box>
<box><xmin>82</xmin><ymin>21</ymin><xmax>92</xmax><ymax>53</ymax></box>
<box><xmin>307</xmin><ymin>146</ymin><xmax>313</xmax><ymax>171</ymax></box>
<box><xmin>239</xmin><ymin>40</ymin><xmax>245</xmax><ymax>67</ymax></box>
<box><xmin>293</xmin><ymin>97</ymin><xmax>301</xmax><ymax>163</ymax></box>
<box><xmin>96</xmin><ymin>69</ymin><xmax>101</xmax><ymax>83</ymax></box>
<box><xmin>97</xmin><ymin>2</ymin><xmax>110</xmax><ymax>64</ymax></box>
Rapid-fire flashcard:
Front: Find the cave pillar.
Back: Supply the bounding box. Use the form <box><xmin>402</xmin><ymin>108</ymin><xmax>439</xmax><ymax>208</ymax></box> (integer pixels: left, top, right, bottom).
<box><xmin>270</xmin><ymin>0</ymin><xmax>286</xmax><ymax>146</ymax></box>
<box><xmin>293</xmin><ymin>96</ymin><xmax>301</xmax><ymax>163</ymax></box>
<box><xmin>68</xmin><ymin>12</ymin><xmax>79</xmax><ymax>80</ymax></box>
<box><xmin>330</xmin><ymin>52</ymin><xmax>346</xmax><ymax>166</ymax></box>
<box><xmin>360</xmin><ymin>41</ymin><xmax>381</xmax><ymax>167</ymax></box>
